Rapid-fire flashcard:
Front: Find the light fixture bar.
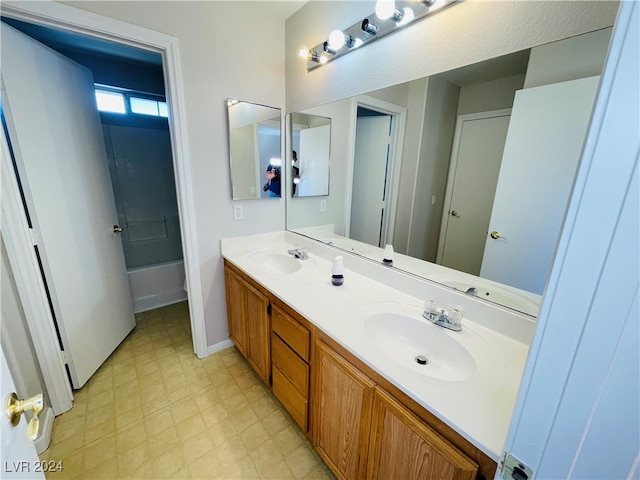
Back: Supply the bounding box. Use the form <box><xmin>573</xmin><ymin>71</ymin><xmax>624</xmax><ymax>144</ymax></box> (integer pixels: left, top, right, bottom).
<box><xmin>305</xmin><ymin>0</ymin><xmax>457</xmax><ymax>71</ymax></box>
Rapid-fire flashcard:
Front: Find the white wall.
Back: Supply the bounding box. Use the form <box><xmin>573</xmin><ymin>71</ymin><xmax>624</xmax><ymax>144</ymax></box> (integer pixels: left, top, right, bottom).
<box><xmin>457</xmin><ymin>74</ymin><xmax>525</xmax><ymax>115</ymax></box>
<box><xmin>285</xmin><ymin>1</ymin><xmax>618</xmax><ymax>113</ymax></box>
<box><xmin>524</xmin><ymin>27</ymin><xmax>613</xmax><ymax>88</ymax></box>
<box><xmin>408</xmin><ymin>75</ymin><xmax>460</xmax><ymax>262</ymax></box>
<box><xmin>58</xmin><ymin>1</ymin><xmax>286</xmax><ymax>347</ymax></box>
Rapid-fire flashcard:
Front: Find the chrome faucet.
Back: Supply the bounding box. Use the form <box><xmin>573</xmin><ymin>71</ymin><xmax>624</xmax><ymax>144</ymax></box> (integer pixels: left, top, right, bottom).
<box><xmin>423</xmin><ymin>300</ymin><xmax>463</xmax><ymax>332</ymax></box>
<box><xmin>465</xmin><ymin>287</ymin><xmax>478</xmax><ymax>296</ymax></box>
<box><xmin>287</xmin><ymin>247</ymin><xmax>309</xmax><ymax>260</ymax></box>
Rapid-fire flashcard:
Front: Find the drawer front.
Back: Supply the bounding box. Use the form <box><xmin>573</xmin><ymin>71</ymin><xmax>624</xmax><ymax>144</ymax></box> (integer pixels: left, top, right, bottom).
<box><xmin>272</xmin><ymin>366</ymin><xmax>308</xmax><ymax>431</ymax></box>
<box><xmin>272</xmin><ymin>305</ymin><xmax>310</xmax><ymax>361</ymax></box>
<box><xmin>272</xmin><ymin>333</ymin><xmax>309</xmax><ymax>398</ymax></box>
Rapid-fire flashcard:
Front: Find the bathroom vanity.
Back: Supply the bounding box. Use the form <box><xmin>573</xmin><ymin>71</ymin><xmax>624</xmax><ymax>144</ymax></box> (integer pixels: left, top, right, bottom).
<box><xmin>221</xmin><ymin>232</ymin><xmax>535</xmax><ymax>480</ymax></box>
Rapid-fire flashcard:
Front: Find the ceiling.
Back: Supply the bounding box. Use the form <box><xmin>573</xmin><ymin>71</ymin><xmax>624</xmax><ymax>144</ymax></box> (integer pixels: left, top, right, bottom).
<box><xmin>2</xmin><ymin>2</ymin><xmax>306</xmax><ymax>68</ymax></box>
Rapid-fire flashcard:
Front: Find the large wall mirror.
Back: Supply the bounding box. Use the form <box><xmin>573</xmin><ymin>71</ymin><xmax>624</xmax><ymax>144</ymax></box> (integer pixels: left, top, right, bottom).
<box><xmin>286</xmin><ymin>27</ymin><xmax>613</xmax><ymax>317</ymax></box>
<box><xmin>227</xmin><ymin>99</ymin><xmax>282</xmax><ymax>199</ymax></box>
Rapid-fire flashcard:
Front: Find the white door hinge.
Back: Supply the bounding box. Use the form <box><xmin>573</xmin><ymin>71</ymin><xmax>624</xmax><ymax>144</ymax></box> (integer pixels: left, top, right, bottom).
<box><xmin>29</xmin><ymin>228</ymin><xmax>42</xmax><ymax>246</ymax></box>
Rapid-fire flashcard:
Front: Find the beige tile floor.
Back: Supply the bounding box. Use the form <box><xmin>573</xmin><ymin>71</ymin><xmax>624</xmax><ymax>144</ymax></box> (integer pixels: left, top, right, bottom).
<box><xmin>39</xmin><ymin>302</ymin><xmax>335</xmax><ymax>479</ymax></box>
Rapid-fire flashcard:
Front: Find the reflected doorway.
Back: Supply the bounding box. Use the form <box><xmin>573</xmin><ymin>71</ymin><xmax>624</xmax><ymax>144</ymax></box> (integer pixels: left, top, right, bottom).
<box><xmin>348</xmin><ymin>98</ymin><xmax>406</xmax><ymax>248</ymax></box>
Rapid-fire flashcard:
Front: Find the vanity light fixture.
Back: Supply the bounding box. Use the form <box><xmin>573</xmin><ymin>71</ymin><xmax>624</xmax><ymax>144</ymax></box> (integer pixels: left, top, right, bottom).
<box><xmin>301</xmin><ymin>0</ymin><xmax>457</xmax><ymax>71</ymax></box>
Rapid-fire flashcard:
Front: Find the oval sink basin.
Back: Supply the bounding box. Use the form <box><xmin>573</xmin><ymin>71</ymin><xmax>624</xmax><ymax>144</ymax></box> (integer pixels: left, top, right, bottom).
<box><xmin>364</xmin><ymin>312</ymin><xmax>476</xmax><ymax>381</ymax></box>
<box><xmin>244</xmin><ymin>252</ymin><xmax>304</xmax><ymax>274</ymax></box>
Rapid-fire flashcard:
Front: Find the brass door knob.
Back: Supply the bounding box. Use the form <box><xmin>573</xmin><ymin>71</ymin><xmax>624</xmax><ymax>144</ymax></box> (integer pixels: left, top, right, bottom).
<box><xmin>112</xmin><ymin>225</ymin><xmax>123</xmax><ymax>235</ymax></box>
<box><xmin>451</xmin><ymin>210</ymin><xmax>460</xmax><ymax>217</ymax></box>
<box><xmin>490</xmin><ymin>231</ymin><xmax>502</xmax><ymax>239</ymax></box>
<box><xmin>6</xmin><ymin>392</ymin><xmax>43</xmax><ymax>441</ymax></box>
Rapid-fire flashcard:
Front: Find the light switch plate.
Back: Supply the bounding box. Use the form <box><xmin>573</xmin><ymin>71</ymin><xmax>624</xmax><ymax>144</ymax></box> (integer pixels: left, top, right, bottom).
<box><xmin>320</xmin><ymin>199</ymin><xmax>327</xmax><ymax>212</ymax></box>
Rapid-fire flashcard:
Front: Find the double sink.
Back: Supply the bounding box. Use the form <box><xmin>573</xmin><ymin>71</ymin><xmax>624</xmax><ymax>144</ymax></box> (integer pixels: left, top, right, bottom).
<box><xmin>242</xmin><ymin>248</ymin><xmax>503</xmax><ymax>384</ymax></box>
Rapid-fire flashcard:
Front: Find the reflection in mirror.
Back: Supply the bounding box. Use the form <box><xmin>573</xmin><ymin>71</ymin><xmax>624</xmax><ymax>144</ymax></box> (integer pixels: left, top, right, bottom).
<box><xmin>226</xmin><ymin>99</ymin><xmax>281</xmax><ymax>199</ymax></box>
<box><xmin>286</xmin><ymin>27</ymin><xmax>613</xmax><ymax>317</ymax></box>
<box><xmin>291</xmin><ymin>113</ymin><xmax>331</xmax><ymax>197</ymax></box>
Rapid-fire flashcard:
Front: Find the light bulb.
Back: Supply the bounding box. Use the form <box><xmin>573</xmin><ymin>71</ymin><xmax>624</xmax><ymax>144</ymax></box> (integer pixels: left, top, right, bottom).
<box><xmin>328</xmin><ymin>30</ymin><xmax>346</xmax><ymax>49</ymax></box>
<box><xmin>319</xmin><ymin>53</ymin><xmax>330</xmax><ymax>64</ymax></box>
<box><xmin>375</xmin><ymin>0</ymin><xmax>396</xmax><ymax>20</ymax></box>
<box><xmin>297</xmin><ymin>45</ymin><xmax>309</xmax><ymax>59</ymax></box>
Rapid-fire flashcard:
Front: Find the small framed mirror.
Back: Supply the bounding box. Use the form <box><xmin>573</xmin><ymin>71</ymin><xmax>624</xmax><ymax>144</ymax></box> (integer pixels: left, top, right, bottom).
<box><xmin>226</xmin><ymin>99</ymin><xmax>282</xmax><ymax>199</ymax></box>
<box><xmin>291</xmin><ymin>113</ymin><xmax>331</xmax><ymax>197</ymax></box>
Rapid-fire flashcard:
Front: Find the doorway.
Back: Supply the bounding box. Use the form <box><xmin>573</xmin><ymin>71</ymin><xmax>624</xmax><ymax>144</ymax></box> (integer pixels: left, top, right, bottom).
<box><xmin>436</xmin><ymin>109</ymin><xmax>511</xmax><ymax>275</ymax></box>
<box><xmin>348</xmin><ymin>97</ymin><xmax>406</xmax><ymax>248</ymax></box>
<box><xmin>0</xmin><ymin>1</ymin><xmax>206</xmax><ymax>416</ymax></box>
<box><xmin>3</xmin><ymin>17</ymin><xmax>186</xmax><ymax>314</ymax></box>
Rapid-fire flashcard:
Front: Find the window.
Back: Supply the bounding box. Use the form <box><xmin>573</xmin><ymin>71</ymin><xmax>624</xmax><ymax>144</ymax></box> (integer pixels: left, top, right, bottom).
<box><xmin>95</xmin><ymin>86</ymin><xmax>168</xmax><ymax>118</ymax></box>
<box><xmin>95</xmin><ymin>90</ymin><xmax>126</xmax><ymax>114</ymax></box>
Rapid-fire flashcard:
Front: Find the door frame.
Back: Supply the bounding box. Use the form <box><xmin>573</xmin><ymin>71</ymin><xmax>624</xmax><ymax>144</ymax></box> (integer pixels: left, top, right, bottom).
<box><xmin>1</xmin><ymin>1</ymin><xmax>208</xmax><ymax>410</ymax></box>
<box><xmin>435</xmin><ymin>108</ymin><xmax>511</xmax><ymax>264</ymax></box>
<box><xmin>345</xmin><ymin>95</ymin><xmax>406</xmax><ymax>246</ymax></box>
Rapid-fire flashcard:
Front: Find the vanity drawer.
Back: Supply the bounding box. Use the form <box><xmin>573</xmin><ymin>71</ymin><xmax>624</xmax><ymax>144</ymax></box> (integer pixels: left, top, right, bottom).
<box><xmin>272</xmin><ymin>333</ymin><xmax>309</xmax><ymax>398</ymax></box>
<box><xmin>272</xmin><ymin>305</ymin><xmax>310</xmax><ymax>361</ymax></box>
<box><xmin>273</xmin><ymin>366</ymin><xmax>308</xmax><ymax>431</ymax></box>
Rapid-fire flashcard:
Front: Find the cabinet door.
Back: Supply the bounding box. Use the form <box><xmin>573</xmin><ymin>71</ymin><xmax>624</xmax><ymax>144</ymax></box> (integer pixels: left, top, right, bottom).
<box><xmin>224</xmin><ymin>266</ymin><xmax>247</xmax><ymax>355</ymax></box>
<box><xmin>244</xmin><ymin>281</ymin><xmax>270</xmax><ymax>385</ymax></box>
<box><xmin>367</xmin><ymin>388</ymin><xmax>477</xmax><ymax>480</ymax></box>
<box><xmin>313</xmin><ymin>341</ymin><xmax>375</xmax><ymax>480</ymax></box>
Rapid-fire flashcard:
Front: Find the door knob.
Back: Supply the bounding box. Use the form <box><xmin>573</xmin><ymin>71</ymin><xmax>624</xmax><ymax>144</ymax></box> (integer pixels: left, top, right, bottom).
<box><xmin>112</xmin><ymin>225</ymin><xmax>123</xmax><ymax>235</ymax></box>
<box><xmin>451</xmin><ymin>210</ymin><xmax>460</xmax><ymax>217</ymax></box>
<box><xmin>6</xmin><ymin>392</ymin><xmax>43</xmax><ymax>441</ymax></box>
<box><xmin>490</xmin><ymin>231</ymin><xmax>502</xmax><ymax>239</ymax></box>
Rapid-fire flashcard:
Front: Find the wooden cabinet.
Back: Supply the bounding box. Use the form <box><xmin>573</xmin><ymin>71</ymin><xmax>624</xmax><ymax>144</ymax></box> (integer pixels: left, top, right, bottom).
<box><xmin>223</xmin><ymin>263</ymin><xmax>270</xmax><ymax>384</ymax></box>
<box><xmin>224</xmin><ymin>266</ymin><xmax>247</xmax><ymax>355</ymax></box>
<box><xmin>313</xmin><ymin>340</ymin><xmax>375</xmax><ymax>480</ymax></box>
<box><xmin>271</xmin><ymin>304</ymin><xmax>311</xmax><ymax>432</ymax></box>
<box><xmin>223</xmin><ymin>259</ymin><xmax>494</xmax><ymax>479</ymax></box>
<box><xmin>367</xmin><ymin>388</ymin><xmax>478</xmax><ymax>480</ymax></box>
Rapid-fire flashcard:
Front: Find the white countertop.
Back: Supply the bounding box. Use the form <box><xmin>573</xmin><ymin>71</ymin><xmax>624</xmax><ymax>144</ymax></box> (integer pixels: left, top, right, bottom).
<box><xmin>221</xmin><ymin>231</ymin><xmax>533</xmax><ymax>461</ymax></box>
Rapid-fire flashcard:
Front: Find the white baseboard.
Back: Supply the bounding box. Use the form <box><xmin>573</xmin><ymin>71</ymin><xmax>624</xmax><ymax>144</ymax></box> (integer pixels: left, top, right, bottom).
<box><xmin>207</xmin><ymin>339</ymin><xmax>234</xmax><ymax>356</ymax></box>
<box><xmin>34</xmin><ymin>406</ymin><xmax>54</xmax><ymax>454</ymax></box>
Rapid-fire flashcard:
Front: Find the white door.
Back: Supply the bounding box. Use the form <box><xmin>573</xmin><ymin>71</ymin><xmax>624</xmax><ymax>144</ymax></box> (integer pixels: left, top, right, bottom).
<box><xmin>480</xmin><ymin>76</ymin><xmax>600</xmax><ymax>294</ymax></box>
<box><xmin>437</xmin><ymin>112</ymin><xmax>511</xmax><ymax>275</ymax></box>
<box><xmin>298</xmin><ymin>124</ymin><xmax>330</xmax><ymax>197</ymax></box>
<box><xmin>350</xmin><ymin>115</ymin><xmax>392</xmax><ymax>247</ymax></box>
<box><xmin>1</xmin><ymin>24</ymin><xmax>135</xmax><ymax>388</ymax></box>
<box><xmin>1</xmin><ymin>347</ymin><xmax>45</xmax><ymax>480</ymax></box>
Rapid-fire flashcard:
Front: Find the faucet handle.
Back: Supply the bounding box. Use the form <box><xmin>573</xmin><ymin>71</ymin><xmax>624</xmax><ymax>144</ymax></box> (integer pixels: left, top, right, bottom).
<box><xmin>447</xmin><ymin>305</ymin><xmax>463</xmax><ymax>330</ymax></box>
<box><xmin>424</xmin><ymin>300</ymin><xmax>438</xmax><ymax>316</ymax></box>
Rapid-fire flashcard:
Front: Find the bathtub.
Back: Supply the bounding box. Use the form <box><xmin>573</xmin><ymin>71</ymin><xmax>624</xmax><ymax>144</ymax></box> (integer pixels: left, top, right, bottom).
<box><xmin>127</xmin><ymin>260</ymin><xmax>187</xmax><ymax>313</ymax></box>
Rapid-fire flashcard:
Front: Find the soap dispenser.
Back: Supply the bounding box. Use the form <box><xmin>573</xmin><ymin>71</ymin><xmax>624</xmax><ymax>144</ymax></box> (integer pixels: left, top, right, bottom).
<box><xmin>382</xmin><ymin>244</ymin><xmax>394</xmax><ymax>266</ymax></box>
<box><xmin>331</xmin><ymin>256</ymin><xmax>344</xmax><ymax>286</ymax></box>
